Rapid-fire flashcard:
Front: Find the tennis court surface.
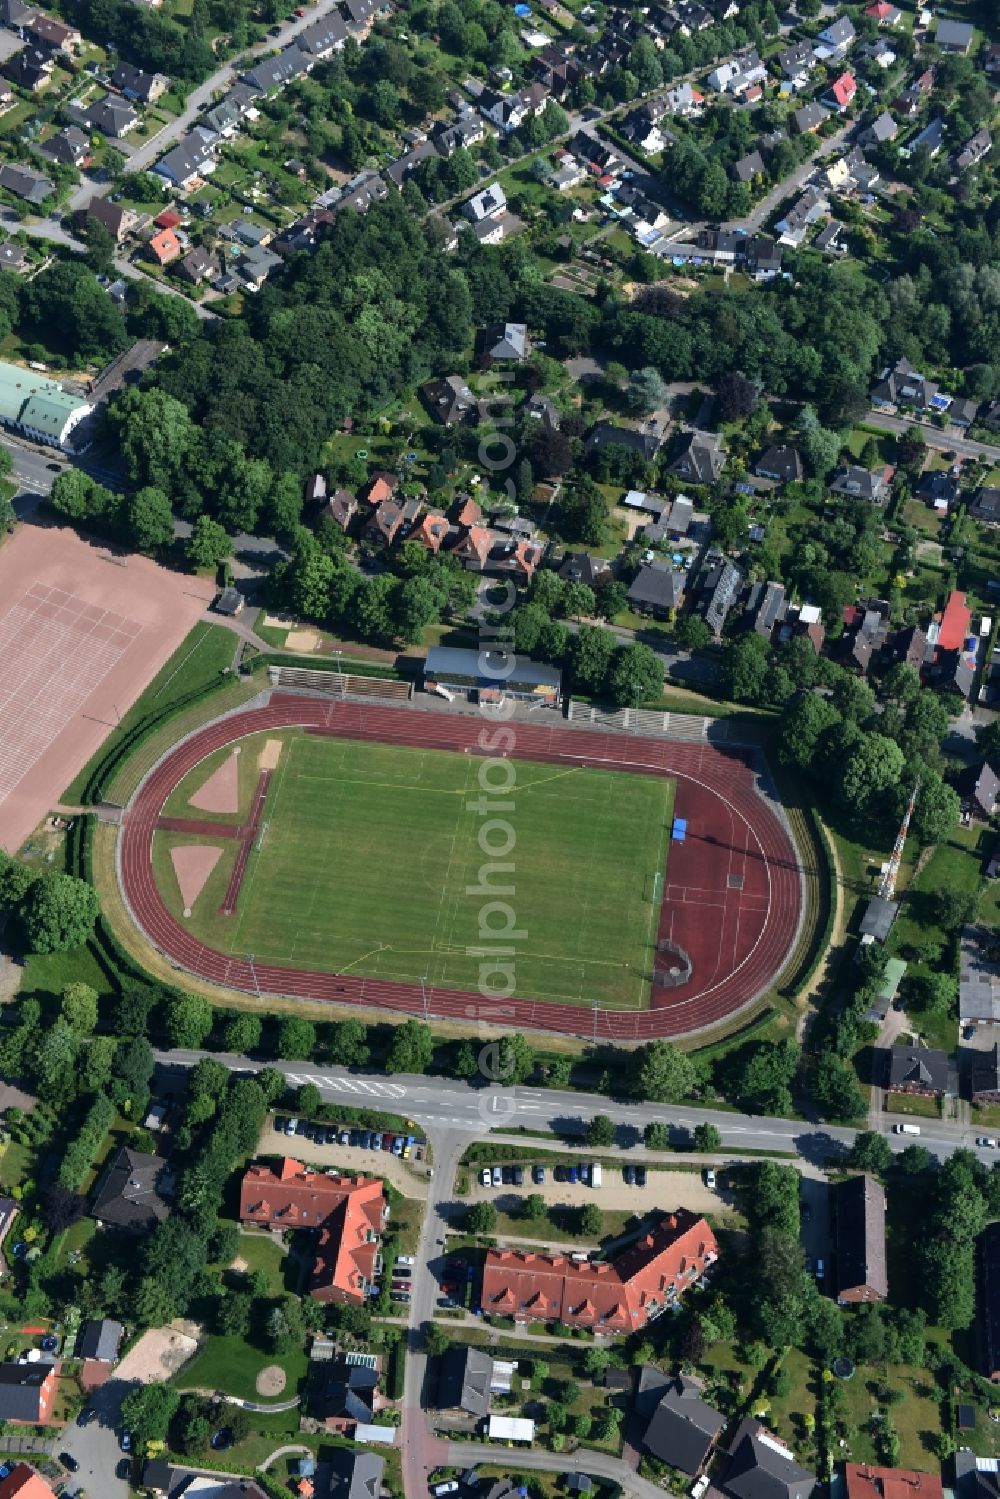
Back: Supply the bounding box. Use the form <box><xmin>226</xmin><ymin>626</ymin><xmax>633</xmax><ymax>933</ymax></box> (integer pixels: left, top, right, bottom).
<box><xmin>0</xmin><ymin>524</ymin><xmax>216</xmax><ymax>852</ymax></box>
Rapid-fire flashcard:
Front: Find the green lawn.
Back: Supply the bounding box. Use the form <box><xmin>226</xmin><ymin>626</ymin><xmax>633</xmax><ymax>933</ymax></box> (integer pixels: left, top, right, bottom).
<box><xmin>885</xmin><ymin>1092</ymin><xmax>940</xmax><ymax>1119</ymax></box>
<box><xmin>153</xmin><ymin>731</ymin><xmax>674</xmax><ymax>1009</ymax></box>
<box><xmin>62</xmin><ymin>622</ymin><xmax>238</xmax><ymax>803</ymax></box>
<box><xmin>174</xmin><ymin>1332</ymin><xmax>309</xmax><ymax>1403</ymax></box>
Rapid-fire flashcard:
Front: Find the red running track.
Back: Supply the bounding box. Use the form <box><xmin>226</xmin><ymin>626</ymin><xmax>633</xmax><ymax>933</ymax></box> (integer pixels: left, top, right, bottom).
<box><xmin>118</xmin><ymin>694</ymin><xmax>803</xmax><ymax>1041</ymax></box>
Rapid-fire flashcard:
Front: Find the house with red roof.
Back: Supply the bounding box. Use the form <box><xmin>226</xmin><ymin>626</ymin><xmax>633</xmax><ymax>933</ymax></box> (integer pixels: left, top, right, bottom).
<box><xmin>359</xmin><ymin>471</ymin><xmax>398</xmax><ymax>507</ymax></box>
<box><xmin>864</xmin><ymin>1</ymin><xmax>902</xmax><ymax>23</ymax></box>
<box><xmin>0</xmin><ymin>1464</ymin><xmax>57</xmax><ymax>1499</ymax></box>
<box><xmin>153</xmin><ymin>208</ymin><xmax>182</xmax><ymax>231</ymax></box>
<box><xmin>845</xmin><ymin>1465</ymin><xmax>942</xmax><ymax>1499</ymax></box>
<box><xmin>147</xmin><ymin>227</ymin><xmax>182</xmax><ymax>265</ymax></box>
<box><xmin>937</xmin><ymin>590</ymin><xmax>972</xmax><ymax>652</ymax></box>
<box><xmin>240</xmin><ymin>1160</ymin><xmax>388</xmax><ymax>1305</ymax></box>
<box><xmin>481</xmin><ymin>1211</ymin><xmax>717</xmax><ymax>1334</ymax></box>
<box><xmin>826</xmin><ymin>72</ymin><xmax>857</xmax><ymax>111</ymax></box>
<box><xmin>415</xmin><ymin>513</ymin><xmax>450</xmax><ymax>553</ymax></box>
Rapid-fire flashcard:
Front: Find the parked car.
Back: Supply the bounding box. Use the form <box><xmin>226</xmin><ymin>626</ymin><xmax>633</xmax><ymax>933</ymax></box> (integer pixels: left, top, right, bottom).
<box><xmin>391</xmin><ymin>1291</ymin><xmax>411</xmax><ymax>1303</ymax></box>
<box><xmin>554</xmin><ymin>1165</ymin><xmax>565</xmax><ymax>1182</ymax></box>
<box><xmin>397</xmin><ymin>1254</ymin><xmax>415</xmax><ymax>1267</ymax></box>
<box><xmin>60</xmin><ymin>1455</ymin><xmax>80</xmax><ymax>1474</ymax></box>
<box><xmin>121</xmin><ymin>1432</ymin><xmax>132</xmax><ymax>1452</ymax></box>
<box><xmin>432</xmin><ymin>1484</ymin><xmax>459</xmax><ymax>1497</ymax></box>
<box><xmin>285</xmin><ymin>1117</ymin><xmax>299</xmax><ymax>1135</ymax></box>
<box><xmin>578</xmin><ymin>1163</ymin><xmax>589</xmax><ymax>1185</ymax></box>
<box><xmin>802</xmin><ymin>1203</ymin><xmax>812</xmax><ymax>1223</ymax></box>
<box><xmin>118</xmin><ymin>1458</ymin><xmax>131</xmax><ymax>1479</ymax></box>
<box><xmin>513</xmin><ymin>1166</ymin><xmax>524</xmax><ymax>1186</ymax></box>
<box><xmin>533</xmin><ymin>1165</ymin><xmax>545</xmax><ymax>1184</ymax></box>
<box><xmin>274</xmin><ymin>1117</ymin><xmax>288</xmax><ymax>1135</ymax></box>
<box><xmin>339</xmin><ymin>1130</ymin><xmax>350</xmax><ymax>1145</ymax></box>
<box><xmin>703</xmin><ymin>1168</ymin><xmax>716</xmax><ymax>1188</ymax></box>
<box><xmin>382</xmin><ymin>1133</ymin><xmax>395</xmax><ymax>1151</ymax></box>
<box><xmin>77</xmin><ymin>1407</ymin><xmax>94</xmax><ymax>1427</ymax></box>
<box><xmin>977</xmin><ymin>1137</ymin><xmax>999</xmax><ymax>1148</ymax></box>
<box><xmin>438</xmin><ymin>1296</ymin><xmax>457</xmax><ymax>1309</ymax></box>
<box><xmin>636</xmin><ymin>1166</ymin><xmax>647</xmax><ymax>1186</ymax></box>
<box><xmin>491</xmin><ymin>1166</ymin><xmax>502</xmax><ymax>1187</ymax></box>
<box><xmin>480</xmin><ymin>1168</ymin><xmax>491</xmax><ymax>1187</ymax></box>
<box><xmin>501</xmin><ymin>1165</ymin><xmax>514</xmax><ymax>1185</ymax></box>
<box><xmin>392</xmin><ymin>1137</ymin><xmax>405</xmax><ymax>1155</ymax></box>
<box><xmin>350</xmin><ymin>1130</ymin><xmax>362</xmax><ymax>1147</ymax></box>
<box><xmin>814</xmin><ymin>1258</ymin><xmax>825</xmax><ymax>1278</ymax></box>
<box><xmin>623</xmin><ymin>1165</ymin><xmax>635</xmax><ymax>1185</ymax></box>
<box><xmin>371</xmin><ymin>1133</ymin><xmax>383</xmax><ymax>1150</ymax></box>
<box><xmin>567</xmin><ymin>1166</ymin><xmax>579</xmax><ymax>1184</ymax></box>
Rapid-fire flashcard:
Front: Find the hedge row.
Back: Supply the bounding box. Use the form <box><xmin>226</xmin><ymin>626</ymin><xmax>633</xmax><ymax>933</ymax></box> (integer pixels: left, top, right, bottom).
<box><xmin>388</xmin><ymin>1339</ymin><xmax>406</xmax><ymax>1399</ymax></box>
<box><xmin>58</xmin><ymin>1094</ymin><xmax>116</xmax><ymax>1189</ymax></box>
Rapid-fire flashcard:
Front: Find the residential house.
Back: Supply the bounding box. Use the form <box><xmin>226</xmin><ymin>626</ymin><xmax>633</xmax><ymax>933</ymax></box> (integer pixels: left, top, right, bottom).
<box><xmin>111</xmin><ymin>63</ymin><xmax>169</xmax><ymax>102</ymax></box>
<box><xmin>0</xmin><ymin>1464</ymin><xmax>57</xmax><ymax>1499</ymax></box>
<box><xmin>755</xmin><ymin>444</ymin><xmax>802</xmax><ymax>484</ymax></box>
<box><xmin>414</xmin><ymin>513</ymin><xmax>450</xmax><ymax>554</ymax></box>
<box><xmin>670</xmin><ymin>430</ymin><xmax>726</xmax><ymax>484</ymax></box>
<box><xmin>463</xmin><ymin>183</ymin><xmax>507</xmax><ymax>224</ymax></box>
<box><xmin>909</xmin><ymin>117</ymin><xmax>946</xmax><ymax>157</ymax></box>
<box><xmin>696</xmin><ymin>557</ymin><xmax>743</xmax><ymax>636</ymax></box>
<box><xmin>383</xmin><ymin>138</ymin><xmax>439</xmax><ymax>191</ymax></box>
<box><xmin>28</xmin><ymin>14</ymin><xmax>80</xmax><ymax>51</ymax></box>
<box><xmin>627</xmin><ymin>562</ymin><xmax>686</xmax><ymax>619</ymax></box>
<box><xmin>240</xmin><ymin>1159</ymin><xmax>388</xmax><ymax>1304</ymax></box>
<box><xmin>643</xmin><ymin>1374</ymin><xmax>725</xmax><ymax>1476</ymax></box>
<box><xmin>311</xmin><ymin>1358</ymin><xmax>380</xmax><ymax>1430</ymax></box>
<box><xmin>298</xmin><ymin>13</ymin><xmax>348</xmax><ymax>56</ymax></box>
<box><xmin>324</xmin><ymin>490</ymin><xmax>357</xmax><ymax>531</ymax></box>
<box><xmin>480</xmin><ymin>1211</ymin><xmax>718</xmax><ymax>1333</ymax></box>
<box><xmin>559</xmin><ymin>552</ymin><xmax>611</xmax><ymax>588</ymax></box>
<box><xmin>0</xmin><ymin>243</ymin><xmax>27</xmax><ymax>272</ymax></box>
<box><xmin>432</xmin><ymin>113</ymin><xmax>484</xmax><ymax>156</ymax></box>
<box><xmin>360</xmin><ymin>471</ymin><xmax>397</xmax><ymax>507</ymax></box>
<box><xmin>437</xmin><ymin>1346</ymin><xmax>494</xmax><ymax>1418</ymax></box>
<box><xmin>75</xmin><ymin>196</ymin><xmax>136</xmax><ymax>245</ymax></box>
<box><xmin>830</xmin><ymin>464</ymin><xmax>894</xmax><ymax>505</ymax></box>
<box><xmin>970</xmin><ymin>486</ymin><xmax>1000</xmax><ymax>525</ymax></box>
<box><xmin>146</xmin><ymin>227</ymin><xmax>183</xmax><ymax>266</ymax></box>
<box><xmin>864</xmin><ymin>111</ymin><xmax>898</xmax><ymax>147</ymax></box>
<box><xmin>420</xmin><ymin>374</ymin><xmax>478</xmax><ymax>426</ymax></box>
<box><xmin>723</xmin><ymin>1418</ymin><xmax>815</xmax><ymax>1499</ymax></box>
<box><xmin>864</xmin><ymin>1</ymin><xmax>902</xmax><ymax>23</ymax></box>
<box><xmin>793</xmin><ymin>101</ymin><xmax>829</xmax><ymax>134</ymax></box>
<box><xmin>143</xmin><ymin>1462</ymin><xmax>269</xmax><ymax>1498</ymax></box>
<box><xmin>935</xmin><ymin>17</ymin><xmax>974</xmax><ymax>53</ymax></box>
<box><xmin>0</xmin><ymin>163</ymin><xmax>52</xmax><ymax>204</ymax></box>
<box><xmin>775</xmin><ymin>187</ymin><xmax>829</xmax><ymax>246</ymax></box>
<box><xmin>38</xmin><ymin>124</ymin><xmax>89</xmax><ymax>167</ymax></box>
<box><xmin>970</xmin><ymin>1044</ymin><xmax>1000</xmax><ymax>1107</ymax></box>
<box><xmin>242</xmin><ymin>45</ymin><xmax>307</xmax><ymax>94</ymax></box>
<box><xmin>776</xmin><ymin>40</ymin><xmax>816</xmax><ymax>87</ymax></box>
<box><xmin>482</xmin><ymin>321</ymin><xmax>528</xmax><ymax>362</ymax></box>
<box><xmin>3</xmin><ymin>48</ymin><xmax>53</xmax><ymax>91</ymax></box>
<box><xmin>972</xmin><ymin>763</ymin><xmax>1000</xmax><ymax>819</ymax></box>
<box><xmin>956</xmin><ymin>128</ymin><xmax>992</xmax><ymax>172</ymax></box>
<box><xmin>834</xmin><ymin>1175</ymin><xmax>887</xmax><ymax>1304</ymax></box>
<box><xmin>732</xmin><ymin>148</ymin><xmax>764</xmax><ymax>183</ymax></box>
<box><xmin>0</xmin><ymin>0</ymin><xmax>33</xmax><ymax>29</ymax></box>
<box><xmin>588</xmin><ymin>420</ymin><xmax>664</xmax><ymax>463</ymax></box>
<box><xmin>364</xmin><ymin>496</ymin><xmax>421</xmax><ymax>547</ymax></box>
<box><xmin>870</xmin><ymin>356</ymin><xmax>941</xmax><ymax>411</ymax></box>
<box><xmin>856</xmin><ymin>37</ymin><xmax>896</xmax><ymax>70</ymax></box>
<box><xmin>525</xmin><ymin>392</ymin><xmax>560</xmax><ymax>430</ymax></box>
<box><xmin>845</xmin><ymin>1467</ymin><xmax>941</xmax><ymax>1499</ymax></box>
<box><xmin>154</xmin><ymin>128</ymin><xmax>217</xmax><ymax>191</ymax></box>
<box><xmin>951</xmin><ymin>397</ymin><xmax>979</xmax><ymax>429</ymax></box>
<box><xmin>980</xmin><ymin>1221</ymin><xmax>1000</xmax><ymax>1380</ymax></box>
<box><xmin>92</xmin><ymin>1147</ymin><xmax>174</xmax><ymax>1233</ymax></box>
<box><xmin>986</xmin><ymin>43</ymin><xmax>1000</xmax><ymax>77</ymax></box>
<box><xmin>477</xmin><ymin>87</ymin><xmax>527</xmax><ymax>133</ymax></box>
<box><xmin>239</xmin><ymin>245</ymin><xmax>282</xmax><ymax>291</ymax></box>
<box><xmin>452</xmin><ymin>527</ymin><xmax>543</xmax><ymax>581</ymax></box>
<box><xmin>177</xmin><ymin>246</ymin><xmax>215</xmax><ymax>285</ymax></box>
<box><xmin>887</xmin><ymin>1045</ymin><xmax>953</xmax><ymax>1097</ymax></box>
<box><xmin>916</xmin><ymin>470</ymin><xmax>960</xmax><ymax>509</ymax></box>
<box><xmin>745</xmin><ymin>234</ymin><xmax>783</xmax><ymax>278</ymax></box>
<box><xmin>817</xmin><ymin>15</ymin><xmax>856</xmax><ymax>58</ymax></box>
<box><xmin>77</xmin><ymin>1319</ymin><xmax>123</xmax><ymax>1363</ymax></box>
<box><xmin>69</xmin><ymin>92</ymin><xmax>139</xmax><ymax>137</ymax></box>
<box><xmin>744</xmin><ymin>580</ymin><xmax>786</xmax><ymax>639</ymax></box>
<box><xmin>327</xmin><ymin>1448</ymin><xmax>385</xmax><ymax>1499</ymax></box>
<box><xmin>662</xmin><ymin>80</ymin><xmax>702</xmax><ymax>115</ymax></box>
<box><xmin>0</xmin><ymin>1364</ymin><xmax>59</xmax><ymax>1426</ymax></box>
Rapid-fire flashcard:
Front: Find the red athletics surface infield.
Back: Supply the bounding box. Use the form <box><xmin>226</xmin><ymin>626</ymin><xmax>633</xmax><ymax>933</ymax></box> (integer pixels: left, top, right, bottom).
<box><xmin>119</xmin><ymin>694</ymin><xmax>803</xmax><ymax>1041</ymax></box>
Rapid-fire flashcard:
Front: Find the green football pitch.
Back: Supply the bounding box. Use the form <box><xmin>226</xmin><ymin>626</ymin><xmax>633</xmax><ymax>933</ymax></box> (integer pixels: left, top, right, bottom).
<box><xmin>156</xmin><ymin>732</ymin><xmax>673</xmax><ymax>1009</ymax></box>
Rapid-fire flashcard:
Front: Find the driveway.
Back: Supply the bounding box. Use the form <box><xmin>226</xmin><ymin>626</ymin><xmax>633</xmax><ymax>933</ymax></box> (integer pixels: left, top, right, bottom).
<box><xmin>799</xmin><ymin>1176</ymin><xmax>831</xmax><ymax>1277</ymax></box>
<box><xmin>59</xmin><ymin>1378</ymin><xmax>129</xmax><ymax>1499</ymax></box>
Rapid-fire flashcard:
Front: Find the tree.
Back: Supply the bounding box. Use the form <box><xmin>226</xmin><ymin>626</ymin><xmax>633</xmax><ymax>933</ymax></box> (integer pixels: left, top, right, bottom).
<box><xmin>386</xmin><ymin>1020</ymin><xmax>434</xmax><ymax>1074</ymax></box>
<box><xmin>524</xmin><ymin>1193</ymin><xmax>547</xmax><ymax>1221</ymax></box>
<box><xmin>605</xmin><ymin>642</ymin><xmax>662</xmax><ymax>708</ymax></box>
<box><xmin>330</xmin><ymin>1019</ymin><xmax>370</xmax><ymax>1067</ymax></box>
<box><xmin>424</xmin><ymin>1323</ymin><xmax>449</xmax><ymax>1357</ymax></box>
<box><xmin>716</xmin><ymin>371</ymin><xmax>759</xmax><ymax>422</ymax></box>
<box><xmin>468</xmin><ymin>1200</ymin><xmax>497</xmax><ymax>1234</ymax></box>
<box><xmin>297</xmin><ymin>1082</ymin><xmax>321</xmax><ymax>1116</ymax></box>
<box><xmin>931</xmin><ymin>887</ymin><xmax>979</xmax><ymax>933</ymax></box>
<box><xmin>694</xmin><ymin>1122</ymin><xmax>721</xmax><ymax>1152</ymax></box>
<box><xmin>849</xmin><ymin>1131</ymin><xmax>892</xmax><ymax>1174</ymax></box>
<box><xmin>163</xmin><ymin>991</ymin><xmax>214</xmax><ymax>1050</ymax></box>
<box><xmin>60</xmin><ymin>981</ymin><xmax>98</xmax><ymax>1035</ymax></box>
<box><xmin>579</xmin><ymin>1202</ymin><xmax>602</xmax><ymax>1236</ymax></box>
<box><xmin>626</xmin><ymin>366</ymin><xmax>669</xmax><ymax>414</ymax></box>
<box><xmin>910</xmin><ymin>774</ymin><xmax>960</xmax><ymax>845</ymax></box>
<box><xmin>20</xmin><ymin>872</ymin><xmax>99</xmax><ymax>953</ymax></box>
<box><xmin>780</xmin><ymin>694</ymin><xmax>841</xmax><ymax>772</ymax></box>
<box><xmin>644</xmin><ymin>1120</ymin><xmax>670</xmax><ymax>1149</ymax></box>
<box><xmin>223</xmin><ymin>1013</ymin><xmax>262</xmax><ymax>1053</ymax></box>
<box><xmin>587</xmin><ymin>1114</ymin><xmax>616</xmax><ymax>1147</ymax></box>
<box><xmin>277</xmin><ymin>1016</ymin><xmax>316</xmax><ymax>1059</ymax></box>
<box><xmin>121</xmin><ymin>1383</ymin><xmax>180</xmax><ymax>1452</ymax></box>
<box><xmin>186</xmin><ymin>514</ymin><xmax>230</xmax><ymax>572</ymax></box>
<box><xmin>636</xmin><ymin>1041</ymin><xmax>696</xmax><ymax>1103</ymax></box>
<box><xmin>566</xmin><ymin>626</ymin><xmax>617</xmax><ymax>695</ymax></box>
<box><xmin>812</xmin><ymin>1054</ymin><xmax>866</xmax><ymax>1122</ymax></box>
<box><xmin>838</xmin><ymin>733</ymin><xmax>905</xmax><ymax>811</ymax></box>
<box><xmin>723</xmin><ymin>636</ymin><xmax>770</xmax><ymax>705</ymax></box>
<box><xmin>127</xmin><ymin>486</ymin><xmax>174</xmax><ymax>551</ymax></box>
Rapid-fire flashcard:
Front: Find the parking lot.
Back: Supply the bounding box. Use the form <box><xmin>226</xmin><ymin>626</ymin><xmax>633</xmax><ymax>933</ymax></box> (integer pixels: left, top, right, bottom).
<box><xmin>257</xmin><ymin>1119</ymin><xmax>430</xmax><ymax>1197</ymax></box>
<box><xmin>466</xmin><ymin>1160</ymin><xmax>726</xmax><ymax>1218</ymax></box>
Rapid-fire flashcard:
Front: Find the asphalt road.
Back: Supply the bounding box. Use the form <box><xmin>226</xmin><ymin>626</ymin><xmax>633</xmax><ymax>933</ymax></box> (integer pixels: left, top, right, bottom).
<box><xmin>152</xmin><ymin>1048</ymin><xmax>991</xmax><ymax>1166</ymax></box>
<box><xmin>865</xmin><ymin>410</ymin><xmax>1000</xmax><ymax>465</ymax></box>
<box><xmin>446</xmin><ymin>1441</ymin><xmax>665</xmax><ymax>1499</ymax></box>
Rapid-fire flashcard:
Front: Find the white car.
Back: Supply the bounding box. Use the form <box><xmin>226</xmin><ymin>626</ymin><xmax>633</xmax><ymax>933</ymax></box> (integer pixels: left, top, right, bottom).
<box><xmin>977</xmin><ymin>1137</ymin><xmax>999</xmax><ymax>1148</ymax></box>
<box><xmin>703</xmin><ymin>1168</ymin><xmax>717</xmax><ymax>1188</ymax></box>
<box><xmin>491</xmin><ymin>1166</ymin><xmax>502</xmax><ymax>1187</ymax></box>
<box><xmin>396</xmin><ymin>1254</ymin><xmax>415</xmax><ymax>1266</ymax></box>
<box><xmin>480</xmin><ymin>1168</ymin><xmax>491</xmax><ymax>1187</ymax></box>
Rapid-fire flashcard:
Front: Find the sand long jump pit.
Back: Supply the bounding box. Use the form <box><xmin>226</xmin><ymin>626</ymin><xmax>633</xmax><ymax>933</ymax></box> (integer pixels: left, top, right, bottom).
<box><xmin>0</xmin><ymin>524</ymin><xmax>216</xmax><ymax>853</ymax></box>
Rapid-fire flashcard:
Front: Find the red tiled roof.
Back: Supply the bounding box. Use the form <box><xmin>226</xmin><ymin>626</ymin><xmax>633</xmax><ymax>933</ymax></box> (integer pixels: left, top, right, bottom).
<box><xmin>148</xmin><ymin>228</ymin><xmax>181</xmax><ymax>264</ymax></box>
<box><xmin>938</xmin><ymin>589</ymin><xmax>971</xmax><ymax>652</ymax></box>
<box><xmin>831</xmin><ymin>72</ymin><xmax>856</xmax><ymax>107</ymax></box>
<box><xmin>481</xmin><ymin>1211</ymin><xmax>718</xmax><ymax>1332</ymax></box>
<box><xmin>417</xmin><ymin>513</ymin><xmax>450</xmax><ymax>552</ymax></box>
<box><xmin>453</xmin><ymin>524</ymin><xmax>492</xmax><ymax>567</ymax></box>
<box><xmin>361</xmin><ymin>472</ymin><xmax>398</xmax><ymax>506</ymax></box>
<box><xmin>845</xmin><ymin>1464</ymin><xmax>944</xmax><ymax>1499</ymax></box>
<box><xmin>154</xmin><ymin>209</ymin><xmax>181</xmax><ymax>229</ymax></box>
<box><xmin>0</xmin><ymin>1466</ymin><xmax>57</xmax><ymax>1499</ymax></box>
<box><xmin>240</xmin><ymin>1160</ymin><xmax>386</xmax><ymax>1304</ymax></box>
